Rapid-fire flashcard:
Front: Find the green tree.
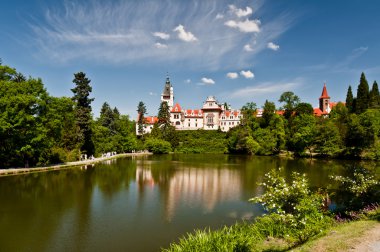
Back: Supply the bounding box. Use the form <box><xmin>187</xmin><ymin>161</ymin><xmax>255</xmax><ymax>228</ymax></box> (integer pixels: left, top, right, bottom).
<box><xmin>240</xmin><ymin>102</ymin><xmax>258</xmax><ymax>129</ymax></box>
<box><xmin>355</xmin><ymin>72</ymin><xmax>370</xmax><ymax>114</ymax></box>
<box><xmin>345</xmin><ymin>85</ymin><xmax>354</xmax><ymax>113</ymax></box>
<box><xmin>261</xmin><ymin>100</ymin><xmax>276</xmax><ymax>128</ymax></box>
<box><xmin>0</xmin><ymin>65</ymin><xmax>48</xmax><ymax>167</ymax></box>
<box><xmin>289</xmin><ymin>114</ymin><xmax>317</xmax><ymax>156</ymax></box>
<box><xmin>279</xmin><ymin>91</ymin><xmax>300</xmax><ymax>119</ymax></box>
<box><xmin>71</xmin><ymin>72</ymin><xmax>95</xmax><ymax>156</ymax></box>
<box><xmin>295</xmin><ymin>102</ymin><xmax>314</xmax><ymax>116</ymax></box>
<box><xmin>369</xmin><ymin>81</ymin><xmax>380</xmax><ymax>109</ymax></box>
<box><xmin>137</xmin><ymin>101</ymin><xmax>147</xmax><ymax>136</ymax></box>
<box><xmin>99</xmin><ymin>102</ymin><xmax>116</xmax><ymax>133</ymax></box>
<box><xmin>157</xmin><ymin>101</ymin><xmax>170</xmax><ymax>126</ymax></box>
<box><xmin>315</xmin><ymin>119</ymin><xmax>343</xmax><ymax>157</ymax></box>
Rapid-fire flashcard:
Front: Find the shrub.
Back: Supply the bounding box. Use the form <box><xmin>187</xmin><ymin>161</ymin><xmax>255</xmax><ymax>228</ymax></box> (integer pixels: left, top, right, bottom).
<box><xmin>250</xmin><ymin>169</ymin><xmax>332</xmax><ymax>243</ymax></box>
<box><xmin>144</xmin><ymin>138</ymin><xmax>172</xmax><ymax>154</ymax></box>
<box><xmin>330</xmin><ymin>166</ymin><xmax>379</xmax><ymax>211</ymax></box>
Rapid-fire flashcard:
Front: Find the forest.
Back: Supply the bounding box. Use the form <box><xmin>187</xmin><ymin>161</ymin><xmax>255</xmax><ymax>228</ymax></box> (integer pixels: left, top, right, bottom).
<box><xmin>1</xmin><ymin>60</ymin><xmax>380</xmax><ymax>168</ymax></box>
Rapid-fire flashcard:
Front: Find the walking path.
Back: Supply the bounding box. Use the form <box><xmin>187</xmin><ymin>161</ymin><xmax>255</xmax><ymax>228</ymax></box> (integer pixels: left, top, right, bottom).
<box><xmin>0</xmin><ymin>152</ymin><xmax>152</xmax><ymax>177</ymax></box>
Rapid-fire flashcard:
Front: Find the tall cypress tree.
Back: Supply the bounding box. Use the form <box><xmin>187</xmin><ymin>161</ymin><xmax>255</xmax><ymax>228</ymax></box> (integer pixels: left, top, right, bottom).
<box><xmin>369</xmin><ymin>81</ymin><xmax>380</xmax><ymax>109</ymax></box>
<box><xmin>157</xmin><ymin>101</ymin><xmax>171</xmax><ymax>126</ymax></box>
<box><xmin>355</xmin><ymin>72</ymin><xmax>370</xmax><ymax>114</ymax></box>
<box><xmin>345</xmin><ymin>85</ymin><xmax>354</xmax><ymax>113</ymax></box>
<box><xmin>137</xmin><ymin>101</ymin><xmax>147</xmax><ymax>136</ymax></box>
<box><xmin>99</xmin><ymin>102</ymin><xmax>116</xmax><ymax>132</ymax></box>
<box><xmin>71</xmin><ymin>72</ymin><xmax>95</xmax><ymax>156</ymax></box>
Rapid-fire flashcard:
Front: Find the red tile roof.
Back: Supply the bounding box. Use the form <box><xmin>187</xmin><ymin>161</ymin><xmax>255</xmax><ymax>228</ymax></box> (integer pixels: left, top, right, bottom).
<box><xmin>171</xmin><ymin>103</ymin><xmax>182</xmax><ymax>112</ymax></box>
<box><xmin>320</xmin><ymin>83</ymin><xmax>330</xmax><ymax>99</ymax></box>
<box><xmin>144</xmin><ymin>116</ymin><xmax>158</xmax><ymax>124</ymax></box>
<box><xmin>184</xmin><ymin>109</ymin><xmax>203</xmax><ymax>117</ymax></box>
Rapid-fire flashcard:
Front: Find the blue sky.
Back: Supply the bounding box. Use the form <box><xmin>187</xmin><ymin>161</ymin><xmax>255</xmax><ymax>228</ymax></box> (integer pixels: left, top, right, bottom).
<box><xmin>1</xmin><ymin>0</ymin><xmax>380</xmax><ymax>118</ymax></box>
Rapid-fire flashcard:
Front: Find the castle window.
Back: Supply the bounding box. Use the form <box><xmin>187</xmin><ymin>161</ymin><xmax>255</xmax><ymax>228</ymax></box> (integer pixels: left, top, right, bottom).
<box><xmin>195</xmin><ymin>123</ymin><xmax>197</xmax><ymax>127</ymax></box>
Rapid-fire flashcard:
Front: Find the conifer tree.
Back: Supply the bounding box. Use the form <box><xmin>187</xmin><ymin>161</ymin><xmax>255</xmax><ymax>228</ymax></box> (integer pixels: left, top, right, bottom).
<box><xmin>345</xmin><ymin>85</ymin><xmax>354</xmax><ymax>113</ymax></box>
<box><xmin>262</xmin><ymin>100</ymin><xmax>276</xmax><ymax>127</ymax></box>
<box><xmin>355</xmin><ymin>72</ymin><xmax>370</xmax><ymax>114</ymax></box>
<box><xmin>99</xmin><ymin>102</ymin><xmax>116</xmax><ymax>133</ymax></box>
<box><xmin>71</xmin><ymin>72</ymin><xmax>95</xmax><ymax>156</ymax></box>
<box><xmin>369</xmin><ymin>81</ymin><xmax>380</xmax><ymax>109</ymax></box>
<box><xmin>137</xmin><ymin>101</ymin><xmax>147</xmax><ymax>136</ymax></box>
<box><xmin>157</xmin><ymin>101</ymin><xmax>171</xmax><ymax>126</ymax></box>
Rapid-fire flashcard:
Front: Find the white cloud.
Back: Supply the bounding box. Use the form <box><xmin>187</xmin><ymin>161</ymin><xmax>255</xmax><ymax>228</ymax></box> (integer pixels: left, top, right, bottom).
<box><xmin>185</xmin><ymin>79</ymin><xmax>191</xmax><ymax>83</ymax></box>
<box><xmin>243</xmin><ymin>44</ymin><xmax>253</xmax><ymax>52</ymax></box>
<box><xmin>230</xmin><ymin>81</ymin><xmax>301</xmax><ymax>98</ymax></box>
<box><xmin>267</xmin><ymin>42</ymin><xmax>280</xmax><ymax>51</ymax></box>
<box><xmin>153</xmin><ymin>32</ymin><xmax>170</xmax><ymax>40</ymax></box>
<box><xmin>215</xmin><ymin>13</ymin><xmax>224</xmax><ymax>19</ymax></box>
<box><xmin>154</xmin><ymin>42</ymin><xmax>168</xmax><ymax>49</ymax></box>
<box><xmin>173</xmin><ymin>24</ymin><xmax>198</xmax><ymax>42</ymax></box>
<box><xmin>149</xmin><ymin>92</ymin><xmax>157</xmax><ymax>96</ymax></box>
<box><xmin>240</xmin><ymin>70</ymin><xmax>254</xmax><ymax>79</ymax></box>
<box><xmin>226</xmin><ymin>72</ymin><xmax>239</xmax><ymax>79</ymax></box>
<box><xmin>28</xmin><ymin>1</ymin><xmax>295</xmax><ymax>69</ymax></box>
<box><xmin>201</xmin><ymin>77</ymin><xmax>215</xmax><ymax>85</ymax></box>
<box><xmin>229</xmin><ymin>5</ymin><xmax>253</xmax><ymax>18</ymax></box>
<box><xmin>224</xmin><ymin>19</ymin><xmax>261</xmax><ymax>33</ymax></box>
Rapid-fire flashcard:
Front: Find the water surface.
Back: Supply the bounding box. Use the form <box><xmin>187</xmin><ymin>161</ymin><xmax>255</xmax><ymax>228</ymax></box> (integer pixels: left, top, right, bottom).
<box><xmin>0</xmin><ymin>154</ymin><xmax>377</xmax><ymax>251</ymax></box>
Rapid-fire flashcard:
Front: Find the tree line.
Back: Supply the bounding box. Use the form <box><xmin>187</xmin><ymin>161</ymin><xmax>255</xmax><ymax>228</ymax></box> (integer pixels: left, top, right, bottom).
<box><xmin>0</xmin><ymin>62</ymin><xmax>137</xmax><ymax>168</ymax></box>
<box><xmin>2</xmin><ymin>59</ymin><xmax>380</xmax><ymax>168</ymax></box>
<box><xmin>138</xmin><ymin>72</ymin><xmax>380</xmax><ymax>159</ymax></box>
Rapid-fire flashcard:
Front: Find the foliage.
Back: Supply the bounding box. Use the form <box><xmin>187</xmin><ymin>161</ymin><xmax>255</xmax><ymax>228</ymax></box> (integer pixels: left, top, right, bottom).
<box><xmin>144</xmin><ymin>138</ymin><xmax>172</xmax><ymax>154</ymax></box>
<box><xmin>176</xmin><ymin>130</ymin><xmax>227</xmax><ymax>153</ymax></box>
<box><xmin>314</xmin><ymin>119</ymin><xmax>343</xmax><ymax>157</ymax></box>
<box><xmin>355</xmin><ymin>72</ymin><xmax>370</xmax><ymax>114</ymax></box>
<box><xmin>288</xmin><ymin>114</ymin><xmax>317</xmax><ymax>155</ymax></box>
<box><xmin>250</xmin><ymin>169</ymin><xmax>332</xmax><ymax>242</ymax></box>
<box><xmin>369</xmin><ymin>81</ymin><xmax>380</xmax><ymax>109</ymax></box>
<box><xmin>345</xmin><ymin>85</ymin><xmax>354</xmax><ymax>113</ymax></box>
<box><xmin>157</xmin><ymin>101</ymin><xmax>171</xmax><ymax>126</ymax></box>
<box><xmin>279</xmin><ymin>91</ymin><xmax>300</xmax><ymax>119</ymax></box>
<box><xmin>261</xmin><ymin>99</ymin><xmax>276</xmax><ymax>127</ymax></box>
<box><xmin>137</xmin><ymin>101</ymin><xmax>147</xmax><ymax>136</ymax></box>
<box><xmin>295</xmin><ymin>102</ymin><xmax>314</xmax><ymax>116</ymax></box>
<box><xmin>330</xmin><ymin>166</ymin><xmax>379</xmax><ymax>211</ymax></box>
<box><xmin>0</xmin><ymin>65</ymin><xmax>49</xmax><ymax>167</ymax></box>
<box><xmin>71</xmin><ymin>72</ymin><xmax>95</xmax><ymax>156</ymax></box>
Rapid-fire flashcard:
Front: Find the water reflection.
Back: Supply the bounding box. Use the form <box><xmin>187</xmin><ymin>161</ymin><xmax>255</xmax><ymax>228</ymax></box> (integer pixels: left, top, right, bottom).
<box><xmin>0</xmin><ymin>154</ymin><xmax>378</xmax><ymax>252</ymax></box>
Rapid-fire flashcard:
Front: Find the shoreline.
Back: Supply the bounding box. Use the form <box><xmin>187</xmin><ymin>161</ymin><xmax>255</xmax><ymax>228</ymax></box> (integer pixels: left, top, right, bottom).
<box><xmin>0</xmin><ymin>152</ymin><xmax>152</xmax><ymax>177</ymax></box>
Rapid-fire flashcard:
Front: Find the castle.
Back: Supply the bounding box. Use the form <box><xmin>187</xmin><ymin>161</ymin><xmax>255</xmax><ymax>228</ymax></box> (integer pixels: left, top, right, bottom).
<box><xmin>137</xmin><ymin>77</ymin><xmax>337</xmax><ymax>135</ymax></box>
<box><xmin>137</xmin><ymin>76</ymin><xmax>242</xmax><ymax>135</ymax></box>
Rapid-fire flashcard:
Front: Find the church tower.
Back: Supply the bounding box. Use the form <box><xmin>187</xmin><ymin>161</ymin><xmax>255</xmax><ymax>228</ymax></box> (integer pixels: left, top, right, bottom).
<box><xmin>319</xmin><ymin>83</ymin><xmax>331</xmax><ymax>113</ymax></box>
<box><xmin>161</xmin><ymin>75</ymin><xmax>174</xmax><ymax>109</ymax></box>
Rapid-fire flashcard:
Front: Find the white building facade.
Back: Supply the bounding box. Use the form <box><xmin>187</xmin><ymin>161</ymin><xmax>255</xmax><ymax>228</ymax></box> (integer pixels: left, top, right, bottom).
<box><xmin>137</xmin><ymin>77</ymin><xmax>241</xmax><ymax>134</ymax></box>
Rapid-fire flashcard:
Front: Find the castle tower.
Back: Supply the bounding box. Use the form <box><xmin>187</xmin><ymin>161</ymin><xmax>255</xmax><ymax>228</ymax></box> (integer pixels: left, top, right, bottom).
<box><xmin>319</xmin><ymin>83</ymin><xmax>331</xmax><ymax>113</ymax></box>
<box><xmin>161</xmin><ymin>75</ymin><xmax>174</xmax><ymax>109</ymax></box>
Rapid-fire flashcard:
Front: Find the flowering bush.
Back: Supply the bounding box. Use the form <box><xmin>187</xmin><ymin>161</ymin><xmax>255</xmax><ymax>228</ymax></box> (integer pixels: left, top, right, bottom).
<box><xmin>330</xmin><ymin>166</ymin><xmax>379</xmax><ymax>211</ymax></box>
<box><xmin>250</xmin><ymin>169</ymin><xmax>332</xmax><ymax>242</ymax></box>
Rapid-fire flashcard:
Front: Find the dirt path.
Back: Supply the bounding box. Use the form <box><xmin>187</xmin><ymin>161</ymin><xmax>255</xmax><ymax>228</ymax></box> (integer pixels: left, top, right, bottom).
<box><xmin>349</xmin><ymin>223</ymin><xmax>380</xmax><ymax>252</ymax></box>
<box><xmin>0</xmin><ymin>152</ymin><xmax>152</xmax><ymax>177</ymax></box>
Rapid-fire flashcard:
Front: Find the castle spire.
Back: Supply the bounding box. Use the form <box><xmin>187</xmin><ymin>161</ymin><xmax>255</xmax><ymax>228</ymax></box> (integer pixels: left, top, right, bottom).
<box><xmin>320</xmin><ymin>83</ymin><xmax>330</xmax><ymax>99</ymax></box>
<box><xmin>319</xmin><ymin>83</ymin><xmax>331</xmax><ymax>113</ymax></box>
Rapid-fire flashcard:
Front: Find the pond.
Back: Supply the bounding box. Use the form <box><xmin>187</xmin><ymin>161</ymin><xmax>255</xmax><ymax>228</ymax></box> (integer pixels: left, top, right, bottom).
<box><xmin>0</xmin><ymin>154</ymin><xmax>377</xmax><ymax>251</ymax></box>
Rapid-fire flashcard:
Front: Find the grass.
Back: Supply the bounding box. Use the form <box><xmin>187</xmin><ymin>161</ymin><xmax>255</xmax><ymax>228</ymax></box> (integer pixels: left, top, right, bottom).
<box><xmin>163</xmin><ymin>208</ymin><xmax>380</xmax><ymax>252</ymax></box>
<box><xmin>293</xmin><ymin>208</ymin><xmax>380</xmax><ymax>252</ymax></box>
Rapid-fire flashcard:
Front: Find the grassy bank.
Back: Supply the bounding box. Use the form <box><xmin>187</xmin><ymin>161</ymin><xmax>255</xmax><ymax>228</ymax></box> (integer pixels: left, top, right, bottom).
<box><xmin>163</xmin><ymin>207</ymin><xmax>379</xmax><ymax>252</ymax></box>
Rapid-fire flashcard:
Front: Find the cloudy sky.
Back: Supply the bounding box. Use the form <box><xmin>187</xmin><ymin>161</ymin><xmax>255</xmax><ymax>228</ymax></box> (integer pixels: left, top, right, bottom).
<box><xmin>1</xmin><ymin>0</ymin><xmax>380</xmax><ymax>117</ymax></box>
